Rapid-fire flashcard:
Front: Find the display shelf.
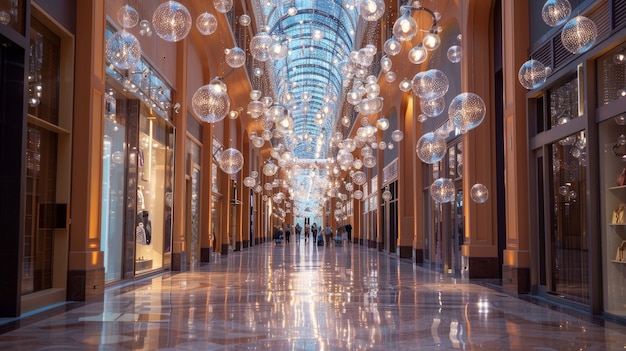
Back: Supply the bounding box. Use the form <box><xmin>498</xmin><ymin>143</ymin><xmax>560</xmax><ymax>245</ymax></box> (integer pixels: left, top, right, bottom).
<box><xmin>610</xmin><ymin>260</ymin><xmax>626</xmax><ymax>264</ymax></box>
<box><xmin>609</xmin><ymin>223</ymin><xmax>626</xmax><ymax>226</ymax></box>
<box><xmin>609</xmin><ymin>185</ymin><xmax>626</xmax><ymax>190</ymax></box>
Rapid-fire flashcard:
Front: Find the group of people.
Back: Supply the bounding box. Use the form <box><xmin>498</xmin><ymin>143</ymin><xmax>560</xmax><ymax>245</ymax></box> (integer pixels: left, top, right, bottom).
<box><xmin>274</xmin><ymin>221</ymin><xmax>353</xmax><ymax>247</ymax></box>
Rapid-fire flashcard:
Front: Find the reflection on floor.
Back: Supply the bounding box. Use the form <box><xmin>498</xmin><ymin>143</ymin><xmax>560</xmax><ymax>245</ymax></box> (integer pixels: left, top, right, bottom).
<box><xmin>1</xmin><ymin>242</ymin><xmax>625</xmax><ymax>350</ymax></box>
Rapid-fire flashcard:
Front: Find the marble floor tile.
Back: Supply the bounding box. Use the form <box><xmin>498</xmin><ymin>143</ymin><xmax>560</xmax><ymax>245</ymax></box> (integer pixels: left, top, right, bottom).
<box><xmin>0</xmin><ymin>242</ymin><xmax>625</xmax><ymax>350</ymax></box>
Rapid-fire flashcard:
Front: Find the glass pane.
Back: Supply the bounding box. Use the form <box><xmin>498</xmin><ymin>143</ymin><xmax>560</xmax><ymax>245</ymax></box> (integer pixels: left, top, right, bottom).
<box><xmin>549</xmin><ymin>76</ymin><xmax>579</xmax><ymax>128</ymax></box>
<box><xmin>0</xmin><ymin>0</ymin><xmax>25</xmax><ymax>34</ymax></box>
<box><xmin>101</xmin><ymin>91</ymin><xmax>127</xmax><ymax>282</ymax></box>
<box><xmin>597</xmin><ymin>43</ymin><xmax>626</xmax><ymax>106</ymax></box>
<box><xmin>22</xmin><ymin>126</ymin><xmax>57</xmax><ymax>294</ymax></box>
<box><xmin>28</xmin><ymin>18</ymin><xmax>60</xmax><ymax>124</ymax></box>
<box><xmin>549</xmin><ymin>130</ymin><xmax>588</xmax><ymax>304</ymax></box>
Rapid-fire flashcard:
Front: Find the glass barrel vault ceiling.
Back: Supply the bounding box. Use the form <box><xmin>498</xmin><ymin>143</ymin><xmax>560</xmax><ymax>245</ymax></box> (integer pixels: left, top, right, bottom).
<box><xmin>258</xmin><ymin>0</ymin><xmax>358</xmax><ymax>160</ymax></box>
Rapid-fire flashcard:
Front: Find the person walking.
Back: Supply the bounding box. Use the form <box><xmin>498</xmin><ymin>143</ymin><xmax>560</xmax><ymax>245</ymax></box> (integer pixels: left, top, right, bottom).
<box><xmin>304</xmin><ymin>222</ymin><xmax>310</xmax><ymax>243</ymax></box>
<box><xmin>285</xmin><ymin>223</ymin><xmax>291</xmax><ymax>243</ymax></box>
<box><xmin>345</xmin><ymin>223</ymin><xmax>352</xmax><ymax>243</ymax></box>
<box><xmin>311</xmin><ymin>222</ymin><xmax>318</xmax><ymax>244</ymax></box>
<box><xmin>324</xmin><ymin>224</ymin><xmax>332</xmax><ymax>247</ymax></box>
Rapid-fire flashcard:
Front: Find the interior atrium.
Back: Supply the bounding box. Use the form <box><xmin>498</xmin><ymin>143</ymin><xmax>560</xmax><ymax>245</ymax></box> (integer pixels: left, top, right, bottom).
<box><xmin>1</xmin><ymin>0</ymin><xmax>626</xmax><ymax>349</ymax></box>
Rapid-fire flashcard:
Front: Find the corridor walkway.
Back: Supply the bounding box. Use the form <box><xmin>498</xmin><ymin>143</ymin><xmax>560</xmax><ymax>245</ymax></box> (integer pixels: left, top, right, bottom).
<box><xmin>1</xmin><ymin>242</ymin><xmax>625</xmax><ymax>350</ymax></box>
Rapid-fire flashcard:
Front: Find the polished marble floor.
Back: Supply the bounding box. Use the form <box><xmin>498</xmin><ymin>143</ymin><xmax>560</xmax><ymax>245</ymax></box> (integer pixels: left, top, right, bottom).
<box><xmin>1</xmin><ymin>241</ymin><xmax>626</xmax><ymax>350</ymax></box>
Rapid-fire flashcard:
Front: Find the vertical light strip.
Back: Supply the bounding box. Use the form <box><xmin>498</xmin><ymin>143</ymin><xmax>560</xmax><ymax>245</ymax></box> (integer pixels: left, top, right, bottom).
<box><xmin>577</xmin><ymin>63</ymin><xmax>584</xmax><ymax>117</ymax></box>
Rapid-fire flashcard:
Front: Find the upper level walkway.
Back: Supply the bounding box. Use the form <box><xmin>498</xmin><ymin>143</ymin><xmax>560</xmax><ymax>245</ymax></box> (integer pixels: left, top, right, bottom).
<box><xmin>1</xmin><ymin>241</ymin><xmax>625</xmax><ymax>350</ymax></box>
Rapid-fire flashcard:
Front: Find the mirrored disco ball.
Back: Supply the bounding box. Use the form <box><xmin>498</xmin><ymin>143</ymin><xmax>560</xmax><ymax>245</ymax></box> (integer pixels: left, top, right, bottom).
<box><xmin>470</xmin><ymin>183</ymin><xmax>489</xmax><ymax>203</ymax></box>
<box><xmin>541</xmin><ymin>0</ymin><xmax>571</xmax><ymax>27</ymax></box>
<box><xmin>420</xmin><ymin>96</ymin><xmax>446</xmax><ymax>117</ymax></box>
<box><xmin>416</xmin><ymin>132</ymin><xmax>447</xmax><ymax>164</ymax></box>
<box><xmin>152</xmin><ymin>1</ymin><xmax>192</xmax><ymax>42</ymax></box>
<box><xmin>561</xmin><ymin>15</ymin><xmax>597</xmax><ymax>55</ymax></box>
<box><xmin>412</xmin><ymin>69</ymin><xmax>449</xmax><ymax>100</ymax></box>
<box><xmin>117</xmin><ymin>5</ymin><xmax>139</xmax><ymax>29</ymax></box>
<box><xmin>431</xmin><ymin>178</ymin><xmax>455</xmax><ymax>203</ymax></box>
<box><xmin>219</xmin><ymin>148</ymin><xmax>244</xmax><ymax>174</ymax></box>
<box><xmin>106</xmin><ymin>31</ymin><xmax>141</xmax><ymax>70</ymax></box>
<box><xmin>191</xmin><ymin>79</ymin><xmax>230</xmax><ymax>123</ymax></box>
<box><xmin>196</xmin><ymin>12</ymin><xmax>217</xmax><ymax>35</ymax></box>
<box><xmin>518</xmin><ymin>59</ymin><xmax>548</xmax><ymax>90</ymax></box>
<box><xmin>214</xmin><ymin>0</ymin><xmax>233</xmax><ymax>13</ymax></box>
<box><xmin>448</xmin><ymin>92</ymin><xmax>486</xmax><ymax>133</ymax></box>
<box><xmin>225</xmin><ymin>47</ymin><xmax>246</xmax><ymax>68</ymax></box>
<box><xmin>250</xmin><ymin>32</ymin><xmax>273</xmax><ymax>62</ymax></box>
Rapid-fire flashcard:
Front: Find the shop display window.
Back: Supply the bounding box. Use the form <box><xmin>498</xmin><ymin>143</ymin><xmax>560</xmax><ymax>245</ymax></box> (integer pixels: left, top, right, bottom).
<box><xmin>600</xmin><ymin>115</ymin><xmax>626</xmax><ymax>316</ymax></box>
<box><xmin>548</xmin><ymin>131</ymin><xmax>588</xmax><ymax>304</ymax></box>
<box><xmin>597</xmin><ymin>43</ymin><xmax>626</xmax><ymax>106</ymax></box>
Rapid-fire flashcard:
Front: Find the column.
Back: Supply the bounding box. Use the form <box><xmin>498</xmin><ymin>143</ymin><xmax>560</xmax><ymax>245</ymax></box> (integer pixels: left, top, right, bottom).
<box><xmin>501</xmin><ymin>0</ymin><xmax>531</xmax><ymax>293</ymax></box>
<box><xmin>172</xmin><ymin>36</ymin><xmax>188</xmax><ymax>271</ymax></box>
<box><xmin>201</xmin><ymin>122</ymin><xmax>214</xmax><ymax>262</ymax></box>
<box><xmin>398</xmin><ymin>96</ymin><xmax>416</xmax><ymax>258</ymax></box>
<box><xmin>459</xmin><ymin>0</ymin><xmax>499</xmax><ymax>278</ymax></box>
<box><xmin>67</xmin><ymin>0</ymin><xmax>106</xmax><ymax>300</ymax></box>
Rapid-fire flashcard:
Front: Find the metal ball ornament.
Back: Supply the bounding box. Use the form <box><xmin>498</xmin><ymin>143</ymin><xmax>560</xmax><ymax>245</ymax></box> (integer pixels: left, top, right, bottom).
<box><xmin>106</xmin><ymin>31</ymin><xmax>141</xmax><ymax>70</ymax></box>
<box><xmin>218</xmin><ymin>148</ymin><xmax>244</xmax><ymax>175</ymax></box>
<box><xmin>152</xmin><ymin>1</ymin><xmax>192</xmax><ymax>42</ymax></box>
<box><xmin>470</xmin><ymin>183</ymin><xmax>489</xmax><ymax>203</ymax></box>
<box><xmin>430</xmin><ymin>178</ymin><xmax>455</xmax><ymax>203</ymax></box>
<box><xmin>196</xmin><ymin>12</ymin><xmax>217</xmax><ymax>35</ymax></box>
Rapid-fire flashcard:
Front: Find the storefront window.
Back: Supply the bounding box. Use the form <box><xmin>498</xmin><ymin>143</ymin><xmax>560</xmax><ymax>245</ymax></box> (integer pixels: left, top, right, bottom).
<box><xmin>548</xmin><ymin>131</ymin><xmax>588</xmax><ymax>304</ymax></box>
<box><xmin>101</xmin><ymin>91</ymin><xmax>126</xmax><ymax>282</ymax></box>
<box><xmin>549</xmin><ymin>77</ymin><xmax>579</xmax><ymax>128</ymax></box>
<box><xmin>0</xmin><ymin>0</ymin><xmax>25</xmax><ymax>34</ymax></box>
<box><xmin>600</xmin><ymin>111</ymin><xmax>626</xmax><ymax>320</ymax></box>
<box><xmin>22</xmin><ymin>17</ymin><xmax>60</xmax><ymax>295</ymax></box>
<box><xmin>597</xmin><ymin>43</ymin><xmax>626</xmax><ymax>106</ymax></box>
<box><xmin>135</xmin><ymin>114</ymin><xmax>173</xmax><ymax>273</ymax></box>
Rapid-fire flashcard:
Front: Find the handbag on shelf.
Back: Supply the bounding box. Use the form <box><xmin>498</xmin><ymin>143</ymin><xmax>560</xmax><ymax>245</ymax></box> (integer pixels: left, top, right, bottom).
<box><xmin>617</xmin><ymin>168</ymin><xmax>626</xmax><ymax>186</ymax></box>
<box><xmin>617</xmin><ymin>241</ymin><xmax>626</xmax><ymax>262</ymax></box>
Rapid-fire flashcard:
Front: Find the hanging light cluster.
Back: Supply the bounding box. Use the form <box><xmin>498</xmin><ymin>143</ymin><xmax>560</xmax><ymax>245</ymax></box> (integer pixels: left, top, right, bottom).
<box><xmin>519</xmin><ymin>0</ymin><xmax>597</xmax><ymax>90</ymax></box>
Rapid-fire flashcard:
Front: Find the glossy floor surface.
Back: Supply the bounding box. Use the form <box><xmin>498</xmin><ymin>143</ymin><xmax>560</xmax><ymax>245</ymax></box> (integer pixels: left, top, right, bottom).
<box><xmin>1</xmin><ymin>242</ymin><xmax>626</xmax><ymax>350</ymax></box>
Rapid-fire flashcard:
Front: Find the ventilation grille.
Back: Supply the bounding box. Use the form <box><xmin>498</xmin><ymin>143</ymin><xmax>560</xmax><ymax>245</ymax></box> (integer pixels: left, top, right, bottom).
<box><xmin>588</xmin><ymin>0</ymin><xmax>611</xmax><ymax>41</ymax></box>
<box><xmin>615</xmin><ymin>0</ymin><xmax>626</xmax><ymax>29</ymax></box>
<box><xmin>534</xmin><ymin>41</ymin><xmax>552</xmax><ymax>69</ymax></box>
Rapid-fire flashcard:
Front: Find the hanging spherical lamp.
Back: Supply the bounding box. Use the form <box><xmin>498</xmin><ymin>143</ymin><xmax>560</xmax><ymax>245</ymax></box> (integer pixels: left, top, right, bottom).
<box><xmin>391</xmin><ymin>130</ymin><xmax>403</xmax><ymax>142</ymax></box>
<box><xmin>105</xmin><ymin>31</ymin><xmax>141</xmax><ymax>70</ymax></box>
<box><xmin>250</xmin><ymin>32</ymin><xmax>273</xmax><ymax>62</ymax></box>
<box><xmin>430</xmin><ymin>178</ymin><xmax>455</xmax><ymax>203</ymax></box>
<box><xmin>470</xmin><ymin>183</ymin><xmax>489</xmax><ymax>203</ymax></box>
<box><xmin>263</xmin><ymin>161</ymin><xmax>278</xmax><ymax>176</ymax></box>
<box><xmin>360</xmin><ymin>0</ymin><xmax>385</xmax><ymax>22</ymax></box>
<box><xmin>363</xmin><ymin>155</ymin><xmax>377</xmax><ymax>168</ymax></box>
<box><xmin>420</xmin><ymin>96</ymin><xmax>446</xmax><ymax>117</ymax></box>
<box><xmin>352</xmin><ymin>171</ymin><xmax>367</xmax><ymax>185</ymax></box>
<box><xmin>393</xmin><ymin>9</ymin><xmax>418</xmax><ymax>41</ymax></box>
<box><xmin>192</xmin><ymin>78</ymin><xmax>230</xmax><ymax>123</ymax></box>
<box><xmin>251</xmin><ymin>136</ymin><xmax>264</xmax><ymax>148</ymax></box>
<box><xmin>422</xmin><ymin>32</ymin><xmax>441</xmax><ymax>51</ymax></box>
<box><xmin>561</xmin><ymin>15</ymin><xmax>597</xmax><ymax>55</ymax></box>
<box><xmin>247</xmin><ymin>100</ymin><xmax>264</xmax><ymax>118</ymax></box>
<box><xmin>384</xmin><ymin>37</ymin><xmax>402</xmax><ymax>56</ymax></box>
<box><xmin>225</xmin><ymin>47</ymin><xmax>246</xmax><ymax>68</ymax></box>
<box><xmin>408</xmin><ymin>44</ymin><xmax>428</xmax><ymax>64</ymax></box>
<box><xmin>117</xmin><ymin>5</ymin><xmax>139</xmax><ymax>29</ymax></box>
<box><xmin>214</xmin><ymin>0</ymin><xmax>233</xmax><ymax>13</ymax></box>
<box><xmin>382</xmin><ymin>188</ymin><xmax>392</xmax><ymax>201</ymax></box>
<box><xmin>376</xmin><ymin>117</ymin><xmax>390</xmax><ymax>130</ymax></box>
<box><xmin>447</xmin><ymin>45</ymin><xmax>462</xmax><ymax>63</ymax></box>
<box><xmin>416</xmin><ymin>132</ymin><xmax>447</xmax><ymax>164</ymax></box>
<box><xmin>541</xmin><ymin>0</ymin><xmax>571</xmax><ymax>27</ymax></box>
<box><xmin>239</xmin><ymin>14</ymin><xmax>251</xmax><ymax>26</ymax></box>
<box><xmin>381</xmin><ymin>56</ymin><xmax>392</xmax><ymax>72</ymax></box>
<box><xmin>412</xmin><ymin>69</ymin><xmax>449</xmax><ymax>100</ymax></box>
<box><xmin>219</xmin><ymin>148</ymin><xmax>244</xmax><ymax>174</ymax></box>
<box><xmin>243</xmin><ymin>176</ymin><xmax>256</xmax><ymax>188</ymax></box>
<box><xmin>196</xmin><ymin>12</ymin><xmax>217</xmax><ymax>35</ymax></box>
<box><xmin>385</xmin><ymin>71</ymin><xmax>397</xmax><ymax>83</ymax></box>
<box><xmin>269</xmin><ymin>41</ymin><xmax>289</xmax><ymax>60</ymax></box>
<box><xmin>399</xmin><ymin>78</ymin><xmax>413</xmax><ymax>92</ymax></box>
<box><xmin>518</xmin><ymin>59</ymin><xmax>550</xmax><ymax>90</ymax></box>
<box><xmin>152</xmin><ymin>1</ymin><xmax>192</xmax><ymax>42</ymax></box>
<box><xmin>353</xmin><ymin>190</ymin><xmax>363</xmax><ymax>200</ymax></box>
<box><xmin>448</xmin><ymin>92</ymin><xmax>486</xmax><ymax>133</ymax></box>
